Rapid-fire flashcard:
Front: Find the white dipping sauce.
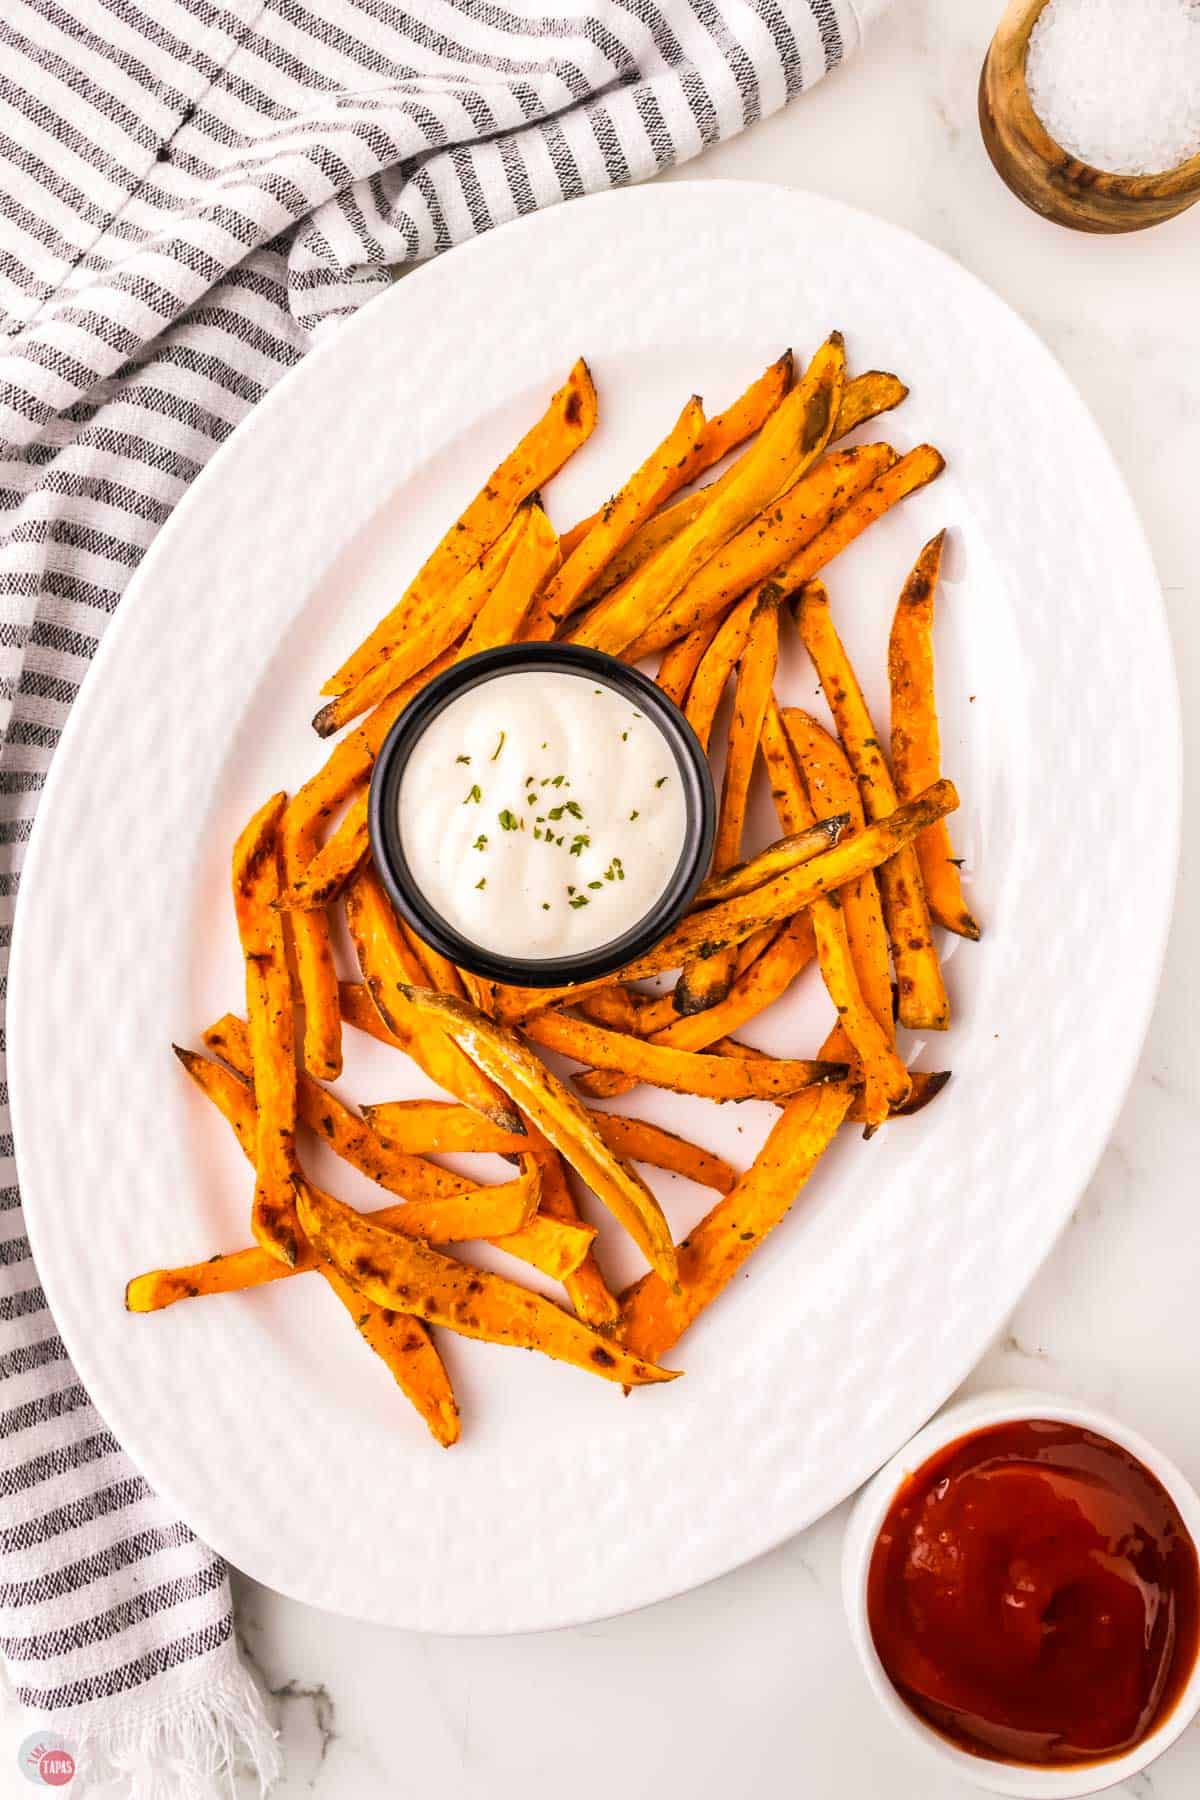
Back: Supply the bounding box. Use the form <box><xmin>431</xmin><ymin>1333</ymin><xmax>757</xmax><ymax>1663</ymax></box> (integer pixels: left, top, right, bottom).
<box><xmin>397</xmin><ymin>671</ymin><xmax>689</xmax><ymax>960</ymax></box>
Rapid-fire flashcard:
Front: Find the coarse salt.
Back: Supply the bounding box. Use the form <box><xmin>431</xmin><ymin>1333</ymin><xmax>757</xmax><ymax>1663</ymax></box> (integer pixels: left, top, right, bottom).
<box><xmin>1026</xmin><ymin>0</ymin><xmax>1200</xmax><ymax>176</ymax></box>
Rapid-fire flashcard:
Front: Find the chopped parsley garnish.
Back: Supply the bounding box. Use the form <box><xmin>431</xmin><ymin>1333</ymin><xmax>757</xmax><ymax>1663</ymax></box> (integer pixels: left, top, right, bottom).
<box><xmin>464</xmin><ymin>784</ymin><xmax>482</xmax><ymax>804</ymax></box>
<box><xmin>498</xmin><ymin>809</ymin><xmax>519</xmax><ymax>831</ymax></box>
<box><xmin>569</xmin><ymin>895</ymin><xmax>589</xmax><ymax>909</ymax></box>
<box><xmin>587</xmin><ymin>880</ymin><xmax>602</xmax><ymax>890</ymax></box>
<box><xmin>475</xmin><ymin>877</ymin><xmax>486</xmax><ymax>890</ymax></box>
<box><xmin>604</xmin><ymin>857</ymin><xmax>625</xmax><ymax>882</ymax></box>
<box><xmin>569</xmin><ymin>834</ymin><xmax>589</xmax><ymax>857</ymax></box>
<box><xmin>456</xmin><ymin>754</ymin><xmax>471</xmax><ymax>765</ymax></box>
<box><xmin>655</xmin><ymin>776</ymin><xmax>668</xmax><ymax>789</ymax></box>
<box><xmin>621</xmin><ymin>731</ymin><xmax>628</xmax><ymax>742</ymax></box>
<box><xmin>472</xmin><ymin>834</ymin><xmax>488</xmax><ymax>851</ymax></box>
<box><xmin>629</xmin><ymin>810</ymin><xmax>639</xmax><ymax>822</ymax></box>
<box><xmin>490</xmin><ymin>731</ymin><xmax>506</xmax><ymax>761</ymax></box>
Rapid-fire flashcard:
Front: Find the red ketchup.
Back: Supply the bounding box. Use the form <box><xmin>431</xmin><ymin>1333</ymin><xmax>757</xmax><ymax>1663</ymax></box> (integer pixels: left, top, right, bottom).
<box><xmin>866</xmin><ymin>1419</ymin><xmax>1200</xmax><ymax>1766</ymax></box>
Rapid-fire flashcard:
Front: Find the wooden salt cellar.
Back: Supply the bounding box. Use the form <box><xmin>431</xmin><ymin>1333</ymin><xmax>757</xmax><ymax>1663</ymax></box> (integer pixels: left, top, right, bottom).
<box><xmin>979</xmin><ymin>0</ymin><xmax>1200</xmax><ymax>233</ymax></box>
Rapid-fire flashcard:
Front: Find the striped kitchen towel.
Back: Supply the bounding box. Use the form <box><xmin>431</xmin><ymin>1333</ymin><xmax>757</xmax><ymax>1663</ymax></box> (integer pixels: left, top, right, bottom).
<box><xmin>0</xmin><ymin>0</ymin><xmax>886</xmax><ymax>1790</ymax></box>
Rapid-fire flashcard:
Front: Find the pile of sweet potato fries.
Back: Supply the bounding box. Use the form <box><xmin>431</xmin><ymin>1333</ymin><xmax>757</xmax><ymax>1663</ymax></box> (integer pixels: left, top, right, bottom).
<box><xmin>127</xmin><ymin>337</ymin><xmax>978</xmax><ymax>1446</ymax></box>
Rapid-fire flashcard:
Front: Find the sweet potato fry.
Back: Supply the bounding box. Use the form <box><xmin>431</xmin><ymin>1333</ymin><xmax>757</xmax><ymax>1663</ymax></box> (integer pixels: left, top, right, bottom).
<box><xmin>126</xmin><ymin>1245</ymin><xmax>461</xmax><ymax>1445</ymax></box>
<box><xmin>390</xmin><ymin>922</ymin><xmax>467</xmax><ymax>1004</ymax></box>
<box><xmin>314</xmin><ymin>508</ymin><xmax>530</xmax><ymax>737</ymax></box>
<box><xmin>620</xmin><ymin>1082</ymin><xmax>853</xmax><ymax>1360</ymax></box>
<box><xmin>400</xmin><ymin>945</ymin><xmax>481</xmax><ymax>1014</ymax></box>
<box><xmin>286</xmin><ymin>644</ymin><xmax>461</xmax><ymax>859</ymax></box>
<box><xmin>720</xmin><ymin>602</ymin><xmax>786</xmax><ymax>841</ymax></box>
<box><xmin>202</xmin><ymin>1025</ymin><xmax>587</xmax><ymax>1281</ymax></box>
<box><xmin>344</xmin><ymin>866</ymin><xmax>524</xmax><ymax>1131</ymax></box>
<box><xmin>456</xmin><ymin>502</ymin><xmax>561</xmax><ymax>657</ymax></box>
<box><xmin>888</xmin><ymin>531</ymin><xmax>980</xmax><ymax>940</ymax></box>
<box><xmin>391</xmin><ymin>987</ymin><xmax>679</xmax><ymax>1285</ymax></box>
<box><xmin>683</xmin><ymin>592</ymin><xmax>758</xmax><ymax>750</ymax></box>
<box><xmin>491</xmin><ymin>1211</ymin><xmax>599</xmax><ymax>1282</ymax></box>
<box><xmin>647</xmin><ymin>352</ymin><xmax>896</xmax><ymax>544</ymax></box>
<box><xmin>276</xmin><ymin>789</ymin><xmax>368</xmax><ymax>910</ymax></box>
<box><xmin>361</xmin><ymin>1096</ymin><xmax>526</xmax><ymax>1155</ymax></box>
<box><xmin>523</xmin><ymin>1008</ymin><xmax>844</xmax><ymax>1102</ymax></box>
<box><xmin>124</xmin><ymin>1152</ymin><xmax>532</xmax><ymax>1267</ymax></box>
<box><xmin>281</xmin><ymin>799</ymin><xmax>342</xmax><ymax>1081</ymax></box>
<box><xmin>593</xmin><ymin>1115</ymin><xmax>737</xmax><ymax>1193</ymax></box>
<box><xmin>835</xmin><ymin>370</ymin><xmax>908</xmax><ymax>438</ymax></box>
<box><xmin>587</xmin><ymin>964</ymin><xmax>767</xmax><ymax>1039</ymax></box>
<box><xmin>708</xmin><ymin>1038</ymin><xmax>950</xmax><ymax>1124</ymax></box>
<box><xmin>693</xmin><ymin>817</ymin><xmax>848</xmax><ymax>906</ymax></box>
<box><xmin>759</xmin><ymin>699</ymin><xmax>910</xmax><ymax>1122</ymax></box>
<box><xmin>122</xmin><ymin>1232</ymin><xmax>342</xmax><ymax>1303</ymax></box>
<box><xmin>323</xmin><ymin>358</ymin><xmax>597</xmax><ymax>698</ymax></box>
<box><xmin>624</xmin><ymin>444</ymin><xmax>894</xmax><ymax>663</ymax></box>
<box><xmin>578</xmin><ymin>365</ymin><xmax>904</xmax><ymax>628</ymax></box>
<box><xmin>338</xmin><ymin>977</ymin><xmax>406</xmax><ymax>1047</ymax></box>
<box><xmin>655</xmin><ymin>615</ymin><xmax>725</xmax><ymax>707</ymax></box>
<box><xmin>783</xmin><ymin>711</ymin><xmax>896</xmax><ymax>1133</ymax></box>
<box><xmin>528</xmin><ymin>1147</ymin><xmax>620</xmax><ymax>1328</ymax></box>
<box><xmin>630</xmin><ymin>444</ymin><xmax>946</xmax><ymax>667</ymax></box>
<box><xmin>707</xmin><ymin>1036</ymin><xmax>768</xmax><ymax>1060</ymax></box>
<box><xmin>676</xmin><ymin>349</ymin><xmax>794</xmax><ymax>476</ymax></box>
<box><xmin>617</xmin><ymin>990</ymin><xmax>680</xmax><ymax>1035</ymax></box>
<box><xmin>324</xmin><ymin>1270</ymin><xmax>460</xmax><ymax>1447</ymax></box>
<box><xmin>192</xmin><ymin>1033</ymin><xmax>565</xmax><ymax>1249</ymax></box>
<box><xmin>574</xmin><ymin>493</ymin><xmax>709</xmax><ymax>613</ymax></box>
<box><xmin>731</xmin><ymin>927</ymin><xmax>781</xmax><ymax>990</ymax></box>
<box><xmin>570</xmin><ymin>334</ymin><xmax>846</xmax><ymax>657</ymax></box>
<box><xmin>198</xmin><ymin>1018</ymin><xmax>475</xmax><ymax>1201</ymax></box>
<box><xmin>767</xmin><ymin>445</ymin><xmax>945</xmax><ymax>603</ymax></box>
<box><xmin>349</xmin><ymin>1042</ymin><xmax>613</xmax><ymax>1301</ymax></box>
<box><xmin>676</xmin><ymin>587</ymin><xmax>781</xmax><ymax>1014</ymax></box>
<box><xmin>795</xmin><ymin>583</ymin><xmax>949</xmax><ymax>1031</ymax></box>
<box><xmin>782</xmin><ymin>709</ymin><xmax>894</xmax><ymax>1046</ymax></box>
<box><xmin>576</xmin><ymin>913</ymin><xmax>817</xmax><ymax>1099</ymax></box>
<box><xmin>489</xmin><ymin>780</ymin><xmax>959</xmax><ymax>1021</ymax></box>
<box><xmin>689</xmin><ymin>350</ymin><xmax>795</xmax><ymax>462</ymax></box>
<box><xmin>558</xmin><ymin>351</ymin><xmax>796</xmax><ymax>564</ymax></box>
<box><xmin>164</xmin><ymin>1039</ymin><xmax>462</xmax><ymax>1442</ymax></box>
<box><xmin>295</xmin><ymin>1180</ymin><xmax>677</xmax><ymax>1387</ymax></box>
<box><xmin>847</xmin><ymin>1069</ymin><xmax>950</xmax><ymax>1124</ymax></box>
<box><xmin>231</xmin><ymin>793</ymin><xmax>298</xmax><ymax>1266</ymax></box>
<box><xmin>522</xmin><ymin>397</ymin><xmax>705</xmax><ymax>640</ymax></box>
<box><xmin>358</xmin><ymin>1178</ymin><xmax>539</xmax><ymax>1242</ymax></box>
<box><xmin>359</xmin><ymin>1097</ymin><xmax>735</xmax><ymax>1193</ymax></box>
<box><xmin>168</xmin><ymin>1057</ymin><xmax>547</xmax><ymax>1251</ymax></box>
<box><xmin>576</xmin><ymin>987</ymin><xmax>644</xmax><ymax>1032</ymax></box>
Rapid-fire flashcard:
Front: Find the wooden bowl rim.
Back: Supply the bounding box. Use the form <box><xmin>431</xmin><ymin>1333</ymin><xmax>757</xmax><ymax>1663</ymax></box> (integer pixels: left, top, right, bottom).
<box><xmin>989</xmin><ymin>0</ymin><xmax>1200</xmax><ymax>200</ymax></box>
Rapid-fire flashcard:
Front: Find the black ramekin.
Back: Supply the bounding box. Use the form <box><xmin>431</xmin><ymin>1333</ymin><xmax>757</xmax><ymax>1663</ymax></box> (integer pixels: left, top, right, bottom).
<box><xmin>368</xmin><ymin>643</ymin><xmax>716</xmax><ymax>988</ymax></box>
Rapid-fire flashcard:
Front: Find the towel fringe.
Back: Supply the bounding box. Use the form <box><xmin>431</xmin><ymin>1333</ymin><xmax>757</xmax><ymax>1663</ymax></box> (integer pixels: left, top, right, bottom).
<box><xmin>21</xmin><ymin>1647</ymin><xmax>281</xmax><ymax>1799</ymax></box>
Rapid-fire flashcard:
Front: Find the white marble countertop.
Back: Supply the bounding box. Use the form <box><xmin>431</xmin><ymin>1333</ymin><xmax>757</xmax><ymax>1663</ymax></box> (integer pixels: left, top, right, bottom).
<box><xmin>230</xmin><ymin>3</ymin><xmax>1200</xmax><ymax>1794</ymax></box>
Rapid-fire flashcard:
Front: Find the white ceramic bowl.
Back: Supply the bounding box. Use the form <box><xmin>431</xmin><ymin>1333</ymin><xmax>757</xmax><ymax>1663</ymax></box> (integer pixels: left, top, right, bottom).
<box><xmin>842</xmin><ymin>1388</ymin><xmax>1200</xmax><ymax>1797</ymax></box>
